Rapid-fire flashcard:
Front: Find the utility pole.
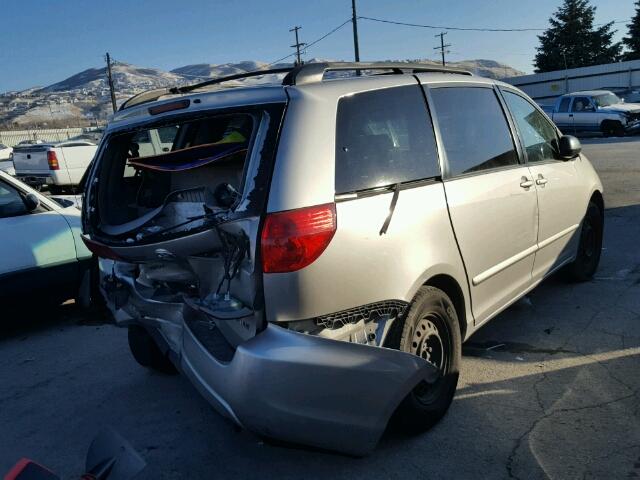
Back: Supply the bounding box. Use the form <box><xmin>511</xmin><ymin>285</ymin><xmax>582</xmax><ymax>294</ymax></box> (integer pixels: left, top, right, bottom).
<box><xmin>289</xmin><ymin>26</ymin><xmax>305</xmax><ymax>66</ymax></box>
<box><xmin>105</xmin><ymin>52</ymin><xmax>117</xmax><ymax>113</ymax></box>
<box><xmin>351</xmin><ymin>0</ymin><xmax>360</xmax><ymax>62</ymax></box>
<box><xmin>561</xmin><ymin>51</ymin><xmax>569</xmax><ymax>94</ymax></box>
<box><xmin>434</xmin><ymin>32</ymin><xmax>451</xmax><ymax>66</ymax></box>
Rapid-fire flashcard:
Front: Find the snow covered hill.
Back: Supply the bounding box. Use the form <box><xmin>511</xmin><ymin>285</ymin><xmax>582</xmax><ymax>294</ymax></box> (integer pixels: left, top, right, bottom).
<box><xmin>1</xmin><ymin>59</ymin><xmax>524</xmax><ymax>126</ymax></box>
<box><xmin>42</xmin><ymin>62</ymin><xmax>186</xmax><ymax>93</ymax></box>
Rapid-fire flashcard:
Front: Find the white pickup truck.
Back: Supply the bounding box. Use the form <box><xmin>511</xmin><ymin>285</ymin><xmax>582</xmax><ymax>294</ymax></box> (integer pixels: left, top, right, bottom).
<box><xmin>13</xmin><ymin>139</ymin><xmax>97</xmax><ymax>193</ymax></box>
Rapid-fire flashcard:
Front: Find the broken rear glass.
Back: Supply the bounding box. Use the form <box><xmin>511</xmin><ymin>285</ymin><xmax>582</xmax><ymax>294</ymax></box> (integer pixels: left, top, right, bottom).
<box><xmin>95</xmin><ymin>113</ymin><xmax>256</xmax><ymax>243</ymax></box>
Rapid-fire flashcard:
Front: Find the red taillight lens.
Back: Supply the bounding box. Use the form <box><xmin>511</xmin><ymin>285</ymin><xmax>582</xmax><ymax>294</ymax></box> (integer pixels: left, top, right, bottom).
<box><xmin>261</xmin><ymin>203</ymin><xmax>337</xmax><ymax>273</ymax></box>
<box><xmin>47</xmin><ymin>150</ymin><xmax>59</xmax><ymax>170</ymax></box>
<box><xmin>81</xmin><ymin>236</ymin><xmax>122</xmax><ymax>261</ymax></box>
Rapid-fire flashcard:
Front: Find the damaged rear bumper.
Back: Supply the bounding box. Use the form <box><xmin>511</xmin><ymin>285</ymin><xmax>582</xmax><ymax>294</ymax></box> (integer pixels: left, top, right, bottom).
<box><xmin>102</xmin><ymin>262</ymin><xmax>438</xmax><ymax>455</ymax></box>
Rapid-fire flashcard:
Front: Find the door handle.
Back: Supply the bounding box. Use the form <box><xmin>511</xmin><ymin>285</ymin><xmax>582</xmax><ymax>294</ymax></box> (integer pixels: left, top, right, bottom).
<box><xmin>520</xmin><ymin>176</ymin><xmax>534</xmax><ymax>188</ymax></box>
<box><xmin>536</xmin><ymin>174</ymin><xmax>548</xmax><ymax>186</ymax></box>
<box><xmin>569</xmin><ymin>114</ymin><xmax>574</xmax><ymax>117</ymax></box>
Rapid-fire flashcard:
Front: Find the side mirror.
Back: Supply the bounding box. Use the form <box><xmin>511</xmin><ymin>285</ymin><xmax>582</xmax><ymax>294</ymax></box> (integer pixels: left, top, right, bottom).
<box><xmin>24</xmin><ymin>192</ymin><xmax>40</xmax><ymax>211</ymax></box>
<box><xmin>559</xmin><ymin>135</ymin><xmax>582</xmax><ymax>160</ymax></box>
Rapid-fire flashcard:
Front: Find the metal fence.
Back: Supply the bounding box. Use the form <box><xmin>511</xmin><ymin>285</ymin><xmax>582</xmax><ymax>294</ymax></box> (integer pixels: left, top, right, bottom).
<box><xmin>0</xmin><ymin>128</ymin><xmax>86</xmax><ymax>147</ymax></box>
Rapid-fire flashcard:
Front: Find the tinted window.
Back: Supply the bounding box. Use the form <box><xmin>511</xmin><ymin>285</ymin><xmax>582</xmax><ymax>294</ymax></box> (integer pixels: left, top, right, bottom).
<box><xmin>430</xmin><ymin>87</ymin><xmax>518</xmax><ymax>176</ymax></box>
<box><xmin>558</xmin><ymin>97</ymin><xmax>571</xmax><ymax>113</ymax></box>
<box><xmin>571</xmin><ymin>97</ymin><xmax>593</xmax><ymax>112</ymax></box>
<box><xmin>503</xmin><ymin>91</ymin><xmax>560</xmax><ymax>163</ymax></box>
<box><xmin>0</xmin><ymin>181</ymin><xmax>27</xmax><ymax>218</ymax></box>
<box><xmin>335</xmin><ymin>85</ymin><xmax>439</xmax><ymax>193</ymax></box>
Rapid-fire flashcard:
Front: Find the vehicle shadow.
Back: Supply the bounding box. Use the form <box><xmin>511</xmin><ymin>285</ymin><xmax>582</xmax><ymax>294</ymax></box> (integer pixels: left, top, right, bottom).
<box><xmin>579</xmin><ymin>134</ymin><xmax>640</xmax><ymax>144</ymax></box>
<box><xmin>0</xmin><ymin>301</ymin><xmax>111</xmax><ymax>341</ymax></box>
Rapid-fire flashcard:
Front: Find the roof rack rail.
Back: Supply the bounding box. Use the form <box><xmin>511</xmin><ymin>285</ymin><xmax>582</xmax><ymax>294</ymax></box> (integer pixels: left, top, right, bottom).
<box><xmin>282</xmin><ymin>61</ymin><xmax>472</xmax><ymax>86</ymax></box>
<box><xmin>118</xmin><ymin>62</ymin><xmax>471</xmax><ymax>111</ymax></box>
<box><xmin>119</xmin><ymin>67</ymin><xmax>293</xmax><ymax>111</ymax></box>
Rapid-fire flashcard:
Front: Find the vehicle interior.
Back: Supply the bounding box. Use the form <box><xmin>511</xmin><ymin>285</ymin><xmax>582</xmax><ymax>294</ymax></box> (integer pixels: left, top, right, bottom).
<box><xmin>95</xmin><ymin>113</ymin><xmax>256</xmax><ymax>242</ymax></box>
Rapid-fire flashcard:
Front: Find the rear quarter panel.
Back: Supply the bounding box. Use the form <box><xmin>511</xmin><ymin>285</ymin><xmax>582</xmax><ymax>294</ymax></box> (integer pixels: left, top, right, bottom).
<box><xmin>263</xmin><ymin>183</ymin><xmax>471</xmax><ymax>329</ymax></box>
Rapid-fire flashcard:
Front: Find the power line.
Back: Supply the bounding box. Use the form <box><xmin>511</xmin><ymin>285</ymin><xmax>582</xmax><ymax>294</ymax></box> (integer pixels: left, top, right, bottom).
<box><xmin>268</xmin><ymin>18</ymin><xmax>352</xmax><ymax>66</ymax></box>
<box><xmin>358</xmin><ymin>15</ymin><xmax>628</xmax><ymax>32</ymax></box>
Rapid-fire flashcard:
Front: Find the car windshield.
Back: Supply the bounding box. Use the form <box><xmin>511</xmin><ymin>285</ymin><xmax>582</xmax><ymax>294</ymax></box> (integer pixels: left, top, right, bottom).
<box><xmin>593</xmin><ymin>93</ymin><xmax>621</xmax><ymax>107</ymax></box>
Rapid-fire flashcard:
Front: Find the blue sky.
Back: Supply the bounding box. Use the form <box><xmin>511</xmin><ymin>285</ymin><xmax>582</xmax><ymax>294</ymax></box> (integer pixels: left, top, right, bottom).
<box><xmin>0</xmin><ymin>0</ymin><xmax>635</xmax><ymax>92</ymax></box>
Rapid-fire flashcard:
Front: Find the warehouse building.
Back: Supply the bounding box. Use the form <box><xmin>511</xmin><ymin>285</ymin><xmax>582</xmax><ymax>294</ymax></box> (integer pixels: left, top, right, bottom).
<box><xmin>505</xmin><ymin>59</ymin><xmax>640</xmax><ymax>106</ymax></box>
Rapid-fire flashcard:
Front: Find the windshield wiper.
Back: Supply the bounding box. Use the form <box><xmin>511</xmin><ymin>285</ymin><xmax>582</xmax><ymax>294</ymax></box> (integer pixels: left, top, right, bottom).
<box><xmin>379</xmin><ymin>183</ymin><xmax>401</xmax><ymax>236</ymax></box>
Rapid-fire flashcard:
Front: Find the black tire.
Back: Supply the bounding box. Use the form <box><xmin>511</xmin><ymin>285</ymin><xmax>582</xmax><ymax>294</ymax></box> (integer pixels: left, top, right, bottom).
<box><xmin>127</xmin><ymin>325</ymin><xmax>177</xmax><ymax>374</ymax></box>
<box><xmin>389</xmin><ymin>286</ymin><xmax>461</xmax><ymax>432</ymax></box>
<box><xmin>613</xmin><ymin>122</ymin><xmax>626</xmax><ymax>137</ymax></box>
<box><xmin>601</xmin><ymin>120</ymin><xmax>625</xmax><ymax>138</ymax></box>
<box><xmin>567</xmin><ymin>200</ymin><xmax>603</xmax><ymax>282</ymax></box>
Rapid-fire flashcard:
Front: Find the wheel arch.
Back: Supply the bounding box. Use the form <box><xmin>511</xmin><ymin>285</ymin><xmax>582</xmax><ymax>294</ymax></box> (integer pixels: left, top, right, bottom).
<box><xmin>423</xmin><ymin>274</ymin><xmax>468</xmax><ymax>342</ymax></box>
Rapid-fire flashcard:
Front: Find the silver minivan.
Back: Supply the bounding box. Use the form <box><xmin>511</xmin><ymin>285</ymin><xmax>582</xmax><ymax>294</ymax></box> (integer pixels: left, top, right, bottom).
<box><xmin>81</xmin><ymin>62</ymin><xmax>604</xmax><ymax>455</ymax></box>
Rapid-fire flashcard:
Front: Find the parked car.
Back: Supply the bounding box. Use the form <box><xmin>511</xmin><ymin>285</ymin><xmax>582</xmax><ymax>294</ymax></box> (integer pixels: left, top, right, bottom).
<box><xmin>12</xmin><ymin>139</ymin><xmax>97</xmax><ymax>193</ymax></box>
<box><xmin>81</xmin><ymin>62</ymin><xmax>604</xmax><ymax>455</ymax></box>
<box><xmin>0</xmin><ymin>170</ymin><xmax>94</xmax><ymax>305</ymax></box>
<box><xmin>0</xmin><ymin>143</ymin><xmax>15</xmax><ymax>175</ymax></box>
<box><xmin>548</xmin><ymin>90</ymin><xmax>640</xmax><ymax>136</ymax></box>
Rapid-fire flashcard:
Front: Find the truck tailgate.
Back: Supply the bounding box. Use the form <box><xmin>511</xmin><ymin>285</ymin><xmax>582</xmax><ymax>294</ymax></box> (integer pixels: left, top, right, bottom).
<box><xmin>13</xmin><ymin>145</ymin><xmax>52</xmax><ymax>173</ymax></box>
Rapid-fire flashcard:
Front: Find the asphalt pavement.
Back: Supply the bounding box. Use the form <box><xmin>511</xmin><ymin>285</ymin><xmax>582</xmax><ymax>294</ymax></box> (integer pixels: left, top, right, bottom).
<box><xmin>1</xmin><ymin>136</ymin><xmax>638</xmax><ymax>479</ymax></box>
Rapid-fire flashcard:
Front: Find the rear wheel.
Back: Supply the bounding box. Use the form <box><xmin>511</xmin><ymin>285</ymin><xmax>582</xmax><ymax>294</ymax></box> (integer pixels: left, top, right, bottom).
<box><xmin>389</xmin><ymin>286</ymin><xmax>461</xmax><ymax>432</ymax></box>
<box><xmin>127</xmin><ymin>325</ymin><xmax>177</xmax><ymax>374</ymax></box>
<box><xmin>567</xmin><ymin>200</ymin><xmax>603</xmax><ymax>282</ymax></box>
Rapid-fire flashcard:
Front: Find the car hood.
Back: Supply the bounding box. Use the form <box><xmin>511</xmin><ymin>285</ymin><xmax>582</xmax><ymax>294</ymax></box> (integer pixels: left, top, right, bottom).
<box><xmin>599</xmin><ymin>103</ymin><xmax>640</xmax><ymax>114</ymax></box>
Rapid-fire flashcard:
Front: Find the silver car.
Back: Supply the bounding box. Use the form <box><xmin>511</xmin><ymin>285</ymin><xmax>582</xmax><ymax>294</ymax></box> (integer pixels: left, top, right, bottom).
<box><xmin>81</xmin><ymin>62</ymin><xmax>604</xmax><ymax>455</ymax></box>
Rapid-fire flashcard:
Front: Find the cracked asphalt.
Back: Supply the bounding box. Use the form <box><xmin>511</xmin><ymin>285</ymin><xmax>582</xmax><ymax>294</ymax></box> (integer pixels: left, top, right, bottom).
<box><xmin>1</xmin><ymin>137</ymin><xmax>639</xmax><ymax>479</ymax></box>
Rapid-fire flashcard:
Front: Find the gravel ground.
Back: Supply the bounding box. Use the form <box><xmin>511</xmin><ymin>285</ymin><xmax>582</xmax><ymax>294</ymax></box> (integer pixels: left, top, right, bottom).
<box><xmin>1</xmin><ymin>137</ymin><xmax>639</xmax><ymax>479</ymax></box>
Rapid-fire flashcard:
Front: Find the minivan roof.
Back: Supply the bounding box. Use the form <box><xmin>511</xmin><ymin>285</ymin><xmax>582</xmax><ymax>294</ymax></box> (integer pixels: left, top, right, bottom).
<box><xmin>108</xmin><ymin>63</ymin><xmax>503</xmax><ymax>132</ymax></box>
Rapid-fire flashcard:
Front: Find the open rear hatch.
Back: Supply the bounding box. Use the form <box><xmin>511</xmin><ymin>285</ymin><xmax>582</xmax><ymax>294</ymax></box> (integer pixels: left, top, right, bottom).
<box><xmin>83</xmin><ymin>104</ymin><xmax>285</xmax><ymax>343</ymax></box>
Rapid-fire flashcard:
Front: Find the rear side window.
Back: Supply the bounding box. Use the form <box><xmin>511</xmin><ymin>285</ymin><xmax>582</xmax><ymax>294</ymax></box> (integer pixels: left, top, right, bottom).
<box><xmin>558</xmin><ymin>97</ymin><xmax>571</xmax><ymax>112</ymax></box>
<box><xmin>335</xmin><ymin>85</ymin><xmax>439</xmax><ymax>193</ymax></box>
<box><xmin>429</xmin><ymin>87</ymin><xmax>518</xmax><ymax>177</ymax></box>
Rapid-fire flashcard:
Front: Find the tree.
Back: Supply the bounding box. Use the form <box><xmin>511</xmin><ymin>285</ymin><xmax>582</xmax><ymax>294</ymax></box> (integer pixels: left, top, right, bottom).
<box><xmin>623</xmin><ymin>1</ymin><xmax>640</xmax><ymax>60</ymax></box>
<box><xmin>534</xmin><ymin>0</ymin><xmax>622</xmax><ymax>73</ymax></box>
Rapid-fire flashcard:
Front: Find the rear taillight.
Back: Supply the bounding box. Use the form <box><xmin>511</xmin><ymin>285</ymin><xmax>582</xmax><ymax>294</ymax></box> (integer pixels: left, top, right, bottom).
<box><xmin>81</xmin><ymin>236</ymin><xmax>122</xmax><ymax>261</ymax></box>
<box><xmin>261</xmin><ymin>203</ymin><xmax>337</xmax><ymax>273</ymax></box>
<box><xmin>47</xmin><ymin>150</ymin><xmax>59</xmax><ymax>170</ymax></box>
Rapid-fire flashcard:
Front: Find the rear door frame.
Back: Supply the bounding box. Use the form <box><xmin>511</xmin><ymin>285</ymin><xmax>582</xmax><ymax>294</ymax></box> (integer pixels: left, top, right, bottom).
<box><xmin>418</xmin><ymin>80</ymin><xmax>540</xmax><ymax>325</ymax></box>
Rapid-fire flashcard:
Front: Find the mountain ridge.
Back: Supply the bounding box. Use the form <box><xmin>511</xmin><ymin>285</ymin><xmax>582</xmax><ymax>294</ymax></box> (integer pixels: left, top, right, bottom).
<box><xmin>0</xmin><ymin>59</ymin><xmax>524</xmax><ymax>127</ymax></box>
